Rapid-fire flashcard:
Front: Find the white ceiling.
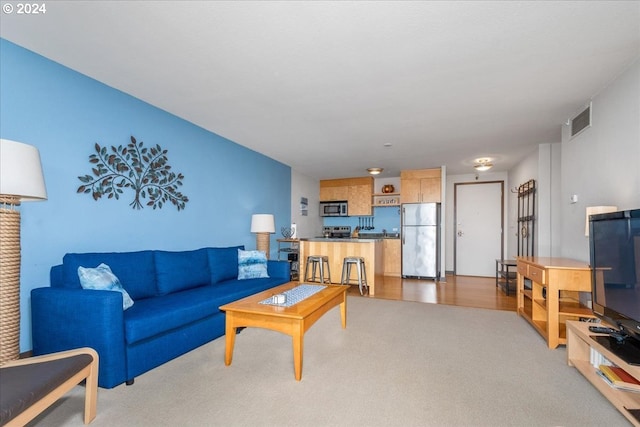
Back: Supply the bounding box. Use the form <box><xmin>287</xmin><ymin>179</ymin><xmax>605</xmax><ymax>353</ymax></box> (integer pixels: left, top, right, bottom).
<box><xmin>1</xmin><ymin>1</ymin><xmax>639</xmax><ymax>178</ymax></box>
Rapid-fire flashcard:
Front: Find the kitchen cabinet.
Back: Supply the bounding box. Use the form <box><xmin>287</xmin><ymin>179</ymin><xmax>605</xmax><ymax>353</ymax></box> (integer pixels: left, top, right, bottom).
<box><xmin>319</xmin><ymin>185</ymin><xmax>349</xmax><ymax>202</ymax></box>
<box><xmin>348</xmin><ymin>183</ymin><xmax>373</xmax><ymax>215</ymax></box>
<box><xmin>383</xmin><ymin>239</ymin><xmax>401</xmax><ymax>277</ymax></box>
<box><xmin>400</xmin><ymin>168</ymin><xmax>441</xmax><ymax>203</ymax></box>
<box><xmin>320</xmin><ymin>177</ymin><xmax>373</xmax><ymax>216</ymax></box>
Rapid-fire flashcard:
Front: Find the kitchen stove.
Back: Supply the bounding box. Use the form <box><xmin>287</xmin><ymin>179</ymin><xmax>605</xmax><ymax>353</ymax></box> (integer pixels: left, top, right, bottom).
<box><xmin>322</xmin><ymin>226</ymin><xmax>352</xmax><ymax>238</ymax></box>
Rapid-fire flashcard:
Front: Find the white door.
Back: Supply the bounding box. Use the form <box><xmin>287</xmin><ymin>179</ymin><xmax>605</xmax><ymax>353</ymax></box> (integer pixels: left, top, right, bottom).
<box><xmin>455</xmin><ymin>182</ymin><xmax>503</xmax><ymax>277</ymax></box>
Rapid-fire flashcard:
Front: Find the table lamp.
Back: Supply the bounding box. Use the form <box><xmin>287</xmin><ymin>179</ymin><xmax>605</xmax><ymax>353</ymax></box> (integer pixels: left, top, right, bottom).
<box><xmin>0</xmin><ymin>139</ymin><xmax>47</xmax><ymax>364</ymax></box>
<box><xmin>251</xmin><ymin>214</ymin><xmax>275</xmax><ymax>259</ymax></box>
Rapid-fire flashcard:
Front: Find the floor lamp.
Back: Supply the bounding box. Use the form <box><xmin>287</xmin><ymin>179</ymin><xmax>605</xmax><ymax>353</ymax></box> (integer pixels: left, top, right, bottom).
<box><xmin>250</xmin><ymin>214</ymin><xmax>275</xmax><ymax>259</ymax></box>
<box><xmin>0</xmin><ymin>139</ymin><xmax>47</xmax><ymax>365</ymax></box>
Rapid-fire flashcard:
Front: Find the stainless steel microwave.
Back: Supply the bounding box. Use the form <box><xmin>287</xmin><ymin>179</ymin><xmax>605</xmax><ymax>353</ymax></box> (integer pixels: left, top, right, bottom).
<box><xmin>320</xmin><ymin>201</ymin><xmax>348</xmax><ymax>217</ymax></box>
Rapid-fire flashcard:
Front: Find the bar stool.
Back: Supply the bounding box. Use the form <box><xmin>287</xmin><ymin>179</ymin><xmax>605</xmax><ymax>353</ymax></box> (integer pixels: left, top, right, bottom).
<box><xmin>341</xmin><ymin>256</ymin><xmax>368</xmax><ymax>295</ymax></box>
<box><xmin>304</xmin><ymin>255</ymin><xmax>331</xmax><ymax>284</ymax></box>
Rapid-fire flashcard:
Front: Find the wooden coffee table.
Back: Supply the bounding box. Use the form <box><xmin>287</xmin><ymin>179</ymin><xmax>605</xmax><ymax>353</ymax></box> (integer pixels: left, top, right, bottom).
<box><xmin>219</xmin><ymin>282</ymin><xmax>347</xmax><ymax>381</ymax></box>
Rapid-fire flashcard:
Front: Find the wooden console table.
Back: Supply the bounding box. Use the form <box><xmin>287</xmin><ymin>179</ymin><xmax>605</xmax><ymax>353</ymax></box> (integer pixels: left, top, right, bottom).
<box><xmin>516</xmin><ymin>256</ymin><xmax>595</xmax><ymax>349</ymax></box>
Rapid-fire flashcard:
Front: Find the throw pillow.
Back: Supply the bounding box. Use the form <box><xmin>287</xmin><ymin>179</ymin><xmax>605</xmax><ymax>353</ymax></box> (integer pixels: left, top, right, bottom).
<box><xmin>78</xmin><ymin>263</ymin><xmax>134</xmax><ymax>310</ymax></box>
<box><xmin>63</xmin><ymin>251</ymin><xmax>156</xmax><ymax>300</ymax></box>
<box><xmin>237</xmin><ymin>249</ymin><xmax>269</xmax><ymax>280</ymax></box>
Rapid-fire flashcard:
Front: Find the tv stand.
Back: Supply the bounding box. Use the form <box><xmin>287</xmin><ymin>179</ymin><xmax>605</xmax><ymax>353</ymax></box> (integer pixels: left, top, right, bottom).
<box><xmin>567</xmin><ymin>320</ymin><xmax>640</xmax><ymax>426</ymax></box>
<box><xmin>592</xmin><ymin>334</ymin><xmax>640</xmax><ymax>366</ymax></box>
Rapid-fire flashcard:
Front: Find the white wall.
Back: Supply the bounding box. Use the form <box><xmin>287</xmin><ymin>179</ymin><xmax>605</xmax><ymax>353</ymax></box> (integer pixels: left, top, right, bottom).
<box><xmin>506</xmin><ymin>149</ymin><xmax>539</xmax><ymax>258</ymax></box>
<box><xmin>546</xmin><ymin>142</ymin><xmax>563</xmax><ymax>258</ymax></box>
<box><xmin>291</xmin><ymin>169</ymin><xmax>322</xmax><ymax>238</ymax></box>
<box><xmin>560</xmin><ymin>58</ymin><xmax>640</xmax><ymax>262</ymax></box>
<box><xmin>507</xmin><ymin>143</ymin><xmax>562</xmax><ymax>259</ymax></box>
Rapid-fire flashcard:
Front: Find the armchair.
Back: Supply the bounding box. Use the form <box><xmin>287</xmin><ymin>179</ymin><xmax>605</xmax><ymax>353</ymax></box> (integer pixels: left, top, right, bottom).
<box><xmin>0</xmin><ymin>347</ymin><xmax>98</xmax><ymax>426</ymax></box>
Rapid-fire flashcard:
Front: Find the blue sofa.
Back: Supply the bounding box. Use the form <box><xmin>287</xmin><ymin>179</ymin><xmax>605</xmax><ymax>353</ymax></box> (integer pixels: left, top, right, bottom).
<box><xmin>31</xmin><ymin>246</ymin><xmax>290</xmax><ymax>388</ymax></box>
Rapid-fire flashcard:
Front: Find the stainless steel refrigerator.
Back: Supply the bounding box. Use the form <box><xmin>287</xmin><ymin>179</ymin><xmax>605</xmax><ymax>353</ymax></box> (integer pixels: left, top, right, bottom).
<box><xmin>402</xmin><ymin>203</ymin><xmax>440</xmax><ymax>279</ymax></box>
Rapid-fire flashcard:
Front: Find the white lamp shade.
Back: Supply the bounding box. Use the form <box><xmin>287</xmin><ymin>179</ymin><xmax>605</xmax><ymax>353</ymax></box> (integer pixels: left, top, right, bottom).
<box><xmin>251</xmin><ymin>214</ymin><xmax>275</xmax><ymax>233</ymax></box>
<box><xmin>0</xmin><ymin>139</ymin><xmax>47</xmax><ymax>200</ymax></box>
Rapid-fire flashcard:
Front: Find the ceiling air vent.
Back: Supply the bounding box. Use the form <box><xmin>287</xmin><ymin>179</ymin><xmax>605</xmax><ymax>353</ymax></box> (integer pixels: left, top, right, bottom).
<box><xmin>570</xmin><ymin>103</ymin><xmax>592</xmax><ymax>139</ymax></box>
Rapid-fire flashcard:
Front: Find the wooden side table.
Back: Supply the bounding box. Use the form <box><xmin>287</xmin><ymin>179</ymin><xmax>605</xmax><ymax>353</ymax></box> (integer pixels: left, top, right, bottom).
<box><xmin>495</xmin><ymin>259</ymin><xmax>517</xmax><ymax>296</ymax></box>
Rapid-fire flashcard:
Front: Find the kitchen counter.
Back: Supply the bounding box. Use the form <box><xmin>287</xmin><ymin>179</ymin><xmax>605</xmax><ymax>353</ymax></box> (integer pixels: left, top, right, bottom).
<box><xmin>356</xmin><ymin>232</ymin><xmax>400</xmax><ymax>239</ymax></box>
<box><xmin>303</xmin><ymin>238</ymin><xmax>382</xmax><ymax>243</ymax></box>
<box><xmin>298</xmin><ymin>239</ymin><xmax>383</xmax><ymax>295</ymax></box>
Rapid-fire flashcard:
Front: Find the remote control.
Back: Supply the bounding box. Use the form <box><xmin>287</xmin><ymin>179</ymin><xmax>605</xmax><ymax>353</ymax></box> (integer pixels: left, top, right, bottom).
<box><xmin>588</xmin><ymin>325</ymin><xmax>618</xmax><ymax>334</ymax></box>
<box><xmin>610</xmin><ymin>332</ymin><xmax>629</xmax><ymax>344</ymax></box>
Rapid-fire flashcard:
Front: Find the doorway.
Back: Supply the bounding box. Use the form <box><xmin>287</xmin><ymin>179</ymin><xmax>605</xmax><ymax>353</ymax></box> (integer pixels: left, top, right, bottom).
<box><xmin>454</xmin><ymin>181</ymin><xmax>504</xmax><ymax>277</ymax></box>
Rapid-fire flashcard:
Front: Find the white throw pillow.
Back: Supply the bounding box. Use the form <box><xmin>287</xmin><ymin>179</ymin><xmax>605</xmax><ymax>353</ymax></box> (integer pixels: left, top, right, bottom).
<box><xmin>78</xmin><ymin>263</ymin><xmax>134</xmax><ymax>310</ymax></box>
<box><xmin>237</xmin><ymin>249</ymin><xmax>269</xmax><ymax>280</ymax></box>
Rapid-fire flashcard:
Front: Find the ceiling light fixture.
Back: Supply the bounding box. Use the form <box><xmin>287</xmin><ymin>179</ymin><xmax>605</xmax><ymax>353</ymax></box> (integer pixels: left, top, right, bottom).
<box><xmin>473</xmin><ymin>158</ymin><xmax>493</xmax><ymax>172</ymax></box>
<box><xmin>367</xmin><ymin>167</ymin><xmax>383</xmax><ymax>175</ymax></box>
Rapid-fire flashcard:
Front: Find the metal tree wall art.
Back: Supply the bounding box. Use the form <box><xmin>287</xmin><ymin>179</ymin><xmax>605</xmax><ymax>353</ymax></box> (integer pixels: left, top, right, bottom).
<box><xmin>77</xmin><ymin>136</ymin><xmax>189</xmax><ymax>210</ymax></box>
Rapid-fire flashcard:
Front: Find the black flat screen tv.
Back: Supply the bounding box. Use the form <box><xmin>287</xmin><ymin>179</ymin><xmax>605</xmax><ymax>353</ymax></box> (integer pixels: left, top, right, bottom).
<box><xmin>589</xmin><ymin>208</ymin><xmax>640</xmax><ymax>364</ymax></box>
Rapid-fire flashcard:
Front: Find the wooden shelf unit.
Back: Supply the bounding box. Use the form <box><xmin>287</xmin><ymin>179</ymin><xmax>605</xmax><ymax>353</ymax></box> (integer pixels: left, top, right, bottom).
<box><xmin>277</xmin><ymin>239</ymin><xmax>299</xmax><ymax>281</ymax></box>
<box><xmin>567</xmin><ymin>320</ymin><xmax>640</xmax><ymax>426</ymax></box>
<box><xmin>516</xmin><ymin>256</ymin><xmax>596</xmax><ymax>349</ymax></box>
<box><xmin>372</xmin><ymin>193</ymin><xmax>400</xmax><ymax>207</ymax></box>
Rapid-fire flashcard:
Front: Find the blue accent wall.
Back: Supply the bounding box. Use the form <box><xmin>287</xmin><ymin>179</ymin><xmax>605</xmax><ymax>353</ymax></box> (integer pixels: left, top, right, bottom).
<box><xmin>0</xmin><ymin>39</ymin><xmax>291</xmax><ymax>351</ymax></box>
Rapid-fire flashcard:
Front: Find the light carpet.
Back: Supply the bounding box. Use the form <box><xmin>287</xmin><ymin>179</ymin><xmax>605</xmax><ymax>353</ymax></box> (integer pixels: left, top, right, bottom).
<box><xmin>29</xmin><ymin>297</ymin><xmax>628</xmax><ymax>426</ymax></box>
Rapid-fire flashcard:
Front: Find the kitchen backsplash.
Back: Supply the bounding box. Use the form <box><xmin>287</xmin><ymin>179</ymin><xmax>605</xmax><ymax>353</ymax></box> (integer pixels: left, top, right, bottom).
<box><xmin>322</xmin><ymin>206</ymin><xmax>400</xmax><ymax>235</ymax></box>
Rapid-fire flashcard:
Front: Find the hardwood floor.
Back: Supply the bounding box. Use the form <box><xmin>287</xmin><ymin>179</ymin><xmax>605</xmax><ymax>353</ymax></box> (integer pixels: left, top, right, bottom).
<box><xmin>346</xmin><ymin>274</ymin><xmax>517</xmax><ymax>312</ymax></box>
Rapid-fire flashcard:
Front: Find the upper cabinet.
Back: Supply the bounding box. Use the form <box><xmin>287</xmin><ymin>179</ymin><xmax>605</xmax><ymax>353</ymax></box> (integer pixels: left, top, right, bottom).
<box><xmin>319</xmin><ymin>169</ymin><xmax>442</xmax><ymax>214</ymax></box>
<box><xmin>400</xmin><ymin>168</ymin><xmax>441</xmax><ymax>203</ymax></box>
<box><xmin>348</xmin><ymin>181</ymin><xmax>373</xmax><ymax>215</ymax></box>
<box><xmin>320</xmin><ymin>177</ymin><xmax>373</xmax><ymax>216</ymax></box>
<box><xmin>319</xmin><ymin>184</ymin><xmax>349</xmax><ymax>202</ymax></box>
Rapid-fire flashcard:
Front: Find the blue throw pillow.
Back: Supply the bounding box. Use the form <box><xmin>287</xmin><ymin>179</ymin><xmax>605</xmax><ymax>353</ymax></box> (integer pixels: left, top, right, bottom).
<box><xmin>237</xmin><ymin>249</ymin><xmax>269</xmax><ymax>280</ymax></box>
<box><xmin>78</xmin><ymin>263</ymin><xmax>134</xmax><ymax>310</ymax></box>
